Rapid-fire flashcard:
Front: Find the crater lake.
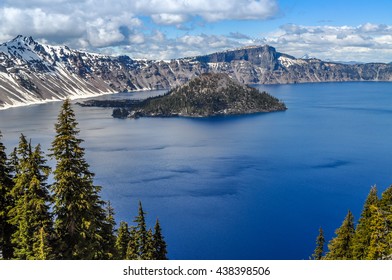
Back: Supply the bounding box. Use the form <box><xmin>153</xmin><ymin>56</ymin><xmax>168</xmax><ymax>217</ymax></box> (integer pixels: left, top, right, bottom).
<box><xmin>1</xmin><ymin>82</ymin><xmax>392</xmax><ymax>259</ymax></box>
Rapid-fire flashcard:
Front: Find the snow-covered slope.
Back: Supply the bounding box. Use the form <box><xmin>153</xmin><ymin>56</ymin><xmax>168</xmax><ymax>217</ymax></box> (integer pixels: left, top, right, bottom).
<box><xmin>0</xmin><ymin>35</ymin><xmax>205</xmax><ymax>109</ymax></box>
<box><xmin>1</xmin><ymin>35</ymin><xmax>392</xmax><ymax>109</ymax></box>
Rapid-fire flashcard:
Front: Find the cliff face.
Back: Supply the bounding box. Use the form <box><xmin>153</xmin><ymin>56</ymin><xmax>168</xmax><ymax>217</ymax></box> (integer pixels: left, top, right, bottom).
<box><xmin>1</xmin><ymin>36</ymin><xmax>391</xmax><ymax>109</ymax></box>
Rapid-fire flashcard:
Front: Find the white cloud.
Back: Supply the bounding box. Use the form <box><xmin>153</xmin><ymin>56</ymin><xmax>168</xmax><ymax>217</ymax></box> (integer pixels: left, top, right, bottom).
<box><xmin>133</xmin><ymin>0</ymin><xmax>278</xmax><ymax>23</ymax></box>
<box><xmin>104</xmin><ymin>33</ymin><xmax>247</xmax><ymax>60</ymax></box>
<box><xmin>0</xmin><ymin>0</ymin><xmax>279</xmax><ymax>50</ymax></box>
<box><xmin>151</xmin><ymin>14</ymin><xmax>189</xmax><ymax>25</ymax></box>
<box><xmin>1</xmin><ymin>1</ymin><xmax>392</xmax><ymax>63</ymax></box>
<box><xmin>262</xmin><ymin>23</ymin><xmax>392</xmax><ymax>62</ymax></box>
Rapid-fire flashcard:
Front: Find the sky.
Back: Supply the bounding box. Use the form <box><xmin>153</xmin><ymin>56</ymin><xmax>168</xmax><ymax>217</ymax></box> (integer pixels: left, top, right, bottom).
<box><xmin>0</xmin><ymin>0</ymin><xmax>392</xmax><ymax>62</ymax></box>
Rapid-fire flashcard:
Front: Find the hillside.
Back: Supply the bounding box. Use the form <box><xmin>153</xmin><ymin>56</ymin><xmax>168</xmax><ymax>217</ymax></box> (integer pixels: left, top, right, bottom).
<box><xmin>1</xmin><ymin>35</ymin><xmax>392</xmax><ymax>109</ymax></box>
<box><xmin>112</xmin><ymin>73</ymin><xmax>286</xmax><ymax>118</ymax></box>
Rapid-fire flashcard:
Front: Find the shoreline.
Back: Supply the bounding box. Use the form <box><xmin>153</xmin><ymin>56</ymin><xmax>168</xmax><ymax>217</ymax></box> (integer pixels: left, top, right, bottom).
<box><xmin>2</xmin><ymin>79</ymin><xmax>392</xmax><ymax>111</ymax></box>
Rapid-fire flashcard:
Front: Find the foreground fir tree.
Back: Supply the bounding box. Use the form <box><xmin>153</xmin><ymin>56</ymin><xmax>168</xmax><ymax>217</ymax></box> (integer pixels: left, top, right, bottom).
<box><xmin>365</xmin><ymin>204</ymin><xmax>390</xmax><ymax>259</ymax></box>
<box><xmin>49</xmin><ymin>99</ymin><xmax>107</xmax><ymax>259</ymax></box>
<box><xmin>0</xmin><ymin>132</ymin><xmax>14</xmax><ymax>259</ymax></box>
<box><xmin>8</xmin><ymin>136</ymin><xmax>54</xmax><ymax>259</ymax></box>
<box><xmin>378</xmin><ymin>186</ymin><xmax>392</xmax><ymax>259</ymax></box>
<box><xmin>325</xmin><ymin>210</ymin><xmax>355</xmax><ymax>260</ymax></box>
<box><xmin>311</xmin><ymin>227</ymin><xmax>325</xmax><ymax>260</ymax></box>
<box><xmin>116</xmin><ymin>221</ymin><xmax>130</xmax><ymax>259</ymax></box>
<box><xmin>125</xmin><ymin>201</ymin><xmax>167</xmax><ymax>260</ymax></box>
<box><xmin>351</xmin><ymin>186</ymin><xmax>379</xmax><ymax>259</ymax></box>
<box><xmin>153</xmin><ymin>219</ymin><xmax>168</xmax><ymax>260</ymax></box>
<box><xmin>126</xmin><ymin>227</ymin><xmax>138</xmax><ymax>260</ymax></box>
<box><xmin>101</xmin><ymin>201</ymin><xmax>117</xmax><ymax>260</ymax></box>
<box><xmin>129</xmin><ymin>201</ymin><xmax>150</xmax><ymax>260</ymax></box>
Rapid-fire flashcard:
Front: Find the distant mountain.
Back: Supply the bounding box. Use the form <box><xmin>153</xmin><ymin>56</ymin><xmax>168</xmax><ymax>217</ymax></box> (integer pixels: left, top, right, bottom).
<box><xmin>109</xmin><ymin>73</ymin><xmax>286</xmax><ymax>118</ymax></box>
<box><xmin>1</xmin><ymin>35</ymin><xmax>392</xmax><ymax>109</ymax></box>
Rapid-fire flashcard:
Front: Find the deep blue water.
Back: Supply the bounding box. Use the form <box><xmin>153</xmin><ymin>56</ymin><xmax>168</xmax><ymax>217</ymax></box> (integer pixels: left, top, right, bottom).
<box><xmin>1</xmin><ymin>82</ymin><xmax>392</xmax><ymax>259</ymax></box>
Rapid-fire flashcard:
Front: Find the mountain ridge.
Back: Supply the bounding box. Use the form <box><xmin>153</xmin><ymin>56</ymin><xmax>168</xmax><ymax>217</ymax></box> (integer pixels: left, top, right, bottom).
<box><xmin>1</xmin><ymin>35</ymin><xmax>392</xmax><ymax>109</ymax></box>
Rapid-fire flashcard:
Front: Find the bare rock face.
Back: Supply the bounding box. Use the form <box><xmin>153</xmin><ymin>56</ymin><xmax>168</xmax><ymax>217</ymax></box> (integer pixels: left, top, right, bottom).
<box><xmin>1</xmin><ymin>35</ymin><xmax>392</xmax><ymax>109</ymax></box>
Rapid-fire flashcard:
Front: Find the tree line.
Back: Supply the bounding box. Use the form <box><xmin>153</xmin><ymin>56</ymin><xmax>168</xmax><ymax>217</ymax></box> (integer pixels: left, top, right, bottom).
<box><xmin>0</xmin><ymin>99</ymin><xmax>167</xmax><ymax>260</ymax></box>
<box><xmin>312</xmin><ymin>185</ymin><xmax>392</xmax><ymax>260</ymax></box>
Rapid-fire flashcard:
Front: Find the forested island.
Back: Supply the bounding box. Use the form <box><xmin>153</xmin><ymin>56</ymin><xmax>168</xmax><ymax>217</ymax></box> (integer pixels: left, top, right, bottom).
<box><xmin>81</xmin><ymin>73</ymin><xmax>287</xmax><ymax>119</ymax></box>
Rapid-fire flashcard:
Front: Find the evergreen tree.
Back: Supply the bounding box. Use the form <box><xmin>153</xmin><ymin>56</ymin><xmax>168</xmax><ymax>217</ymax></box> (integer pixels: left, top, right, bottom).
<box><xmin>8</xmin><ymin>136</ymin><xmax>53</xmax><ymax>259</ymax></box>
<box><xmin>351</xmin><ymin>186</ymin><xmax>379</xmax><ymax>259</ymax></box>
<box><xmin>125</xmin><ymin>201</ymin><xmax>158</xmax><ymax>260</ymax></box>
<box><xmin>116</xmin><ymin>221</ymin><xmax>130</xmax><ymax>259</ymax></box>
<box><xmin>153</xmin><ymin>219</ymin><xmax>168</xmax><ymax>260</ymax></box>
<box><xmin>143</xmin><ymin>229</ymin><xmax>155</xmax><ymax>260</ymax></box>
<box><xmin>8</xmin><ymin>135</ymin><xmax>34</xmax><ymax>259</ymax></box>
<box><xmin>325</xmin><ymin>210</ymin><xmax>355</xmax><ymax>260</ymax></box>
<box><xmin>0</xmin><ymin>132</ymin><xmax>14</xmax><ymax>259</ymax></box>
<box><xmin>49</xmin><ymin>99</ymin><xmax>107</xmax><ymax>259</ymax></box>
<box><xmin>101</xmin><ymin>201</ymin><xmax>117</xmax><ymax>260</ymax></box>
<box><xmin>366</xmin><ymin>205</ymin><xmax>390</xmax><ymax>259</ymax></box>
<box><xmin>311</xmin><ymin>227</ymin><xmax>325</xmax><ymax>260</ymax></box>
<box><xmin>8</xmin><ymin>147</ymin><xmax>19</xmax><ymax>175</ymax></box>
<box><xmin>126</xmin><ymin>227</ymin><xmax>138</xmax><ymax>260</ymax></box>
<box><xmin>132</xmin><ymin>201</ymin><xmax>148</xmax><ymax>259</ymax></box>
<box><xmin>33</xmin><ymin>226</ymin><xmax>53</xmax><ymax>260</ymax></box>
<box><xmin>375</xmin><ymin>186</ymin><xmax>392</xmax><ymax>258</ymax></box>
<box><xmin>380</xmin><ymin>185</ymin><xmax>392</xmax><ymax>210</ymax></box>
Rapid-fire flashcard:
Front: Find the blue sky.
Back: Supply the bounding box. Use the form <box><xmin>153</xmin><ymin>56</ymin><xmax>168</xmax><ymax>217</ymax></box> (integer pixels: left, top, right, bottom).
<box><xmin>1</xmin><ymin>0</ymin><xmax>392</xmax><ymax>62</ymax></box>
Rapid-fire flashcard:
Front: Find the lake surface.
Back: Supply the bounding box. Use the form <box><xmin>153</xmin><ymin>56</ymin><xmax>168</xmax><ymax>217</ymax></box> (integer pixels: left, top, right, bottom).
<box><xmin>1</xmin><ymin>82</ymin><xmax>392</xmax><ymax>259</ymax></box>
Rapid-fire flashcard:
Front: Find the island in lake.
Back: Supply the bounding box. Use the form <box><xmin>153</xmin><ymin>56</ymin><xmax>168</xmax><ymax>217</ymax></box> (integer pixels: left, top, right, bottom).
<box><xmin>81</xmin><ymin>73</ymin><xmax>287</xmax><ymax>118</ymax></box>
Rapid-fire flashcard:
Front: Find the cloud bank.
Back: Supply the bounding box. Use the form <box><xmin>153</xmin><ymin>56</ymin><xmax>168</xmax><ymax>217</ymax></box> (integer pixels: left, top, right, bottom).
<box><xmin>263</xmin><ymin>23</ymin><xmax>392</xmax><ymax>62</ymax></box>
<box><xmin>1</xmin><ymin>1</ymin><xmax>391</xmax><ymax>62</ymax></box>
<box><xmin>0</xmin><ymin>0</ymin><xmax>278</xmax><ymax>46</ymax></box>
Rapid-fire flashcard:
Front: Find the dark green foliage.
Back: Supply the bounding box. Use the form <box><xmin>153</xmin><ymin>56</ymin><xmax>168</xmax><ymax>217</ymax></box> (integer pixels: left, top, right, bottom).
<box><xmin>112</xmin><ymin>73</ymin><xmax>286</xmax><ymax>118</ymax></box>
<box><xmin>321</xmin><ymin>185</ymin><xmax>392</xmax><ymax>259</ymax></box>
<box><xmin>115</xmin><ymin>221</ymin><xmax>130</xmax><ymax>259</ymax></box>
<box><xmin>8</xmin><ymin>136</ymin><xmax>54</xmax><ymax>259</ymax></box>
<box><xmin>325</xmin><ymin>210</ymin><xmax>355</xmax><ymax>260</ymax></box>
<box><xmin>127</xmin><ymin>201</ymin><xmax>150</xmax><ymax>260</ymax></box>
<box><xmin>0</xmin><ymin>131</ymin><xmax>14</xmax><ymax>259</ymax></box>
<box><xmin>34</xmin><ymin>226</ymin><xmax>53</xmax><ymax>260</ymax></box>
<box><xmin>126</xmin><ymin>227</ymin><xmax>138</xmax><ymax>260</ymax></box>
<box><xmin>311</xmin><ymin>227</ymin><xmax>325</xmax><ymax>260</ymax></box>
<box><xmin>125</xmin><ymin>201</ymin><xmax>168</xmax><ymax>260</ymax></box>
<box><xmin>101</xmin><ymin>201</ymin><xmax>117</xmax><ymax>260</ymax></box>
<box><xmin>366</xmin><ymin>204</ymin><xmax>390</xmax><ymax>259</ymax></box>
<box><xmin>379</xmin><ymin>185</ymin><xmax>392</xmax><ymax>254</ymax></box>
<box><xmin>0</xmin><ymin>100</ymin><xmax>168</xmax><ymax>260</ymax></box>
<box><xmin>153</xmin><ymin>219</ymin><xmax>168</xmax><ymax>260</ymax></box>
<box><xmin>351</xmin><ymin>186</ymin><xmax>379</xmax><ymax>259</ymax></box>
<box><xmin>49</xmin><ymin>98</ymin><xmax>107</xmax><ymax>259</ymax></box>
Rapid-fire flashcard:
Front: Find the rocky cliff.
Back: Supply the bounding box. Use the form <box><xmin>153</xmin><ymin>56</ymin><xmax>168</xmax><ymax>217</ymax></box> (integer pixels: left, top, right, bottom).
<box><xmin>1</xmin><ymin>36</ymin><xmax>391</xmax><ymax>109</ymax></box>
